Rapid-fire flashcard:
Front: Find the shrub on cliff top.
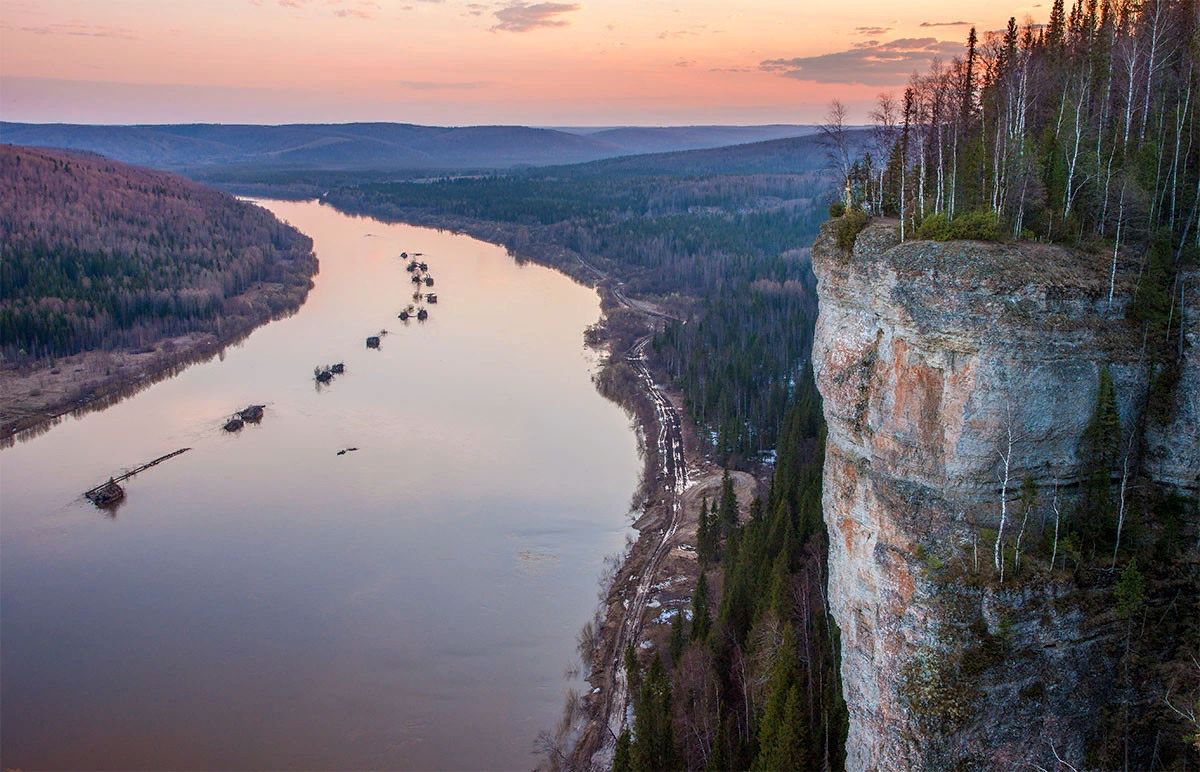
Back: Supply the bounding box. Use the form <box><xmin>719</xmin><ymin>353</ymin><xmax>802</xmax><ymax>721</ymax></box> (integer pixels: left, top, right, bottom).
<box><xmin>834</xmin><ymin>209</ymin><xmax>869</xmax><ymax>251</ymax></box>
<box><xmin>916</xmin><ymin>211</ymin><xmax>1004</xmax><ymax>243</ymax></box>
<box><xmin>916</xmin><ymin>212</ymin><xmax>952</xmax><ymax>241</ymax></box>
<box><xmin>828</xmin><ymin>201</ymin><xmax>846</xmax><ymax>218</ymax></box>
<box><xmin>950</xmin><ymin>210</ymin><xmax>1004</xmax><ymax>242</ymax></box>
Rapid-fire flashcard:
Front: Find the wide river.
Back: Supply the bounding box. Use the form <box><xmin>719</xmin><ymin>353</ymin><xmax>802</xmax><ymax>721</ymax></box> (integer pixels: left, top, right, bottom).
<box><xmin>0</xmin><ymin>200</ymin><xmax>640</xmax><ymax>770</ymax></box>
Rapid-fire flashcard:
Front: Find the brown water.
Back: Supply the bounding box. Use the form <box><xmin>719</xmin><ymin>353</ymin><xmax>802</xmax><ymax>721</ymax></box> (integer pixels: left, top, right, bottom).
<box><xmin>0</xmin><ymin>200</ymin><xmax>639</xmax><ymax>771</ymax></box>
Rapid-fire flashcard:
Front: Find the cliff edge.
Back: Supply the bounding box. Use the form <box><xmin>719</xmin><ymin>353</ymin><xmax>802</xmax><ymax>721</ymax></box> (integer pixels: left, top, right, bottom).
<box><xmin>812</xmin><ymin>218</ymin><xmax>1198</xmax><ymax>769</ymax></box>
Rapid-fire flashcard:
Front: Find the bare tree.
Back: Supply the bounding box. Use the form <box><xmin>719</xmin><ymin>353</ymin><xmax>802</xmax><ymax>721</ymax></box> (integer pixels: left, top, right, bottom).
<box><xmin>821</xmin><ymin>99</ymin><xmax>855</xmax><ymax>210</ymax></box>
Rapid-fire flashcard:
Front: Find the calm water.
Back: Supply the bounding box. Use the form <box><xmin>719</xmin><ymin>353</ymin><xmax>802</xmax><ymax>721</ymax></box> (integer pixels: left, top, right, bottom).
<box><xmin>0</xmin><ymin>200</ymin><xmax>639</xmax><ymax>771</ymax></box>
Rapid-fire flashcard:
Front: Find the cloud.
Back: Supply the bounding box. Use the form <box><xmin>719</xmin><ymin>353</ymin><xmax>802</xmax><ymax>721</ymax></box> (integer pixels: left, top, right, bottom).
<box><xmin>656</xmin><ymin>24</ymin><xmax>707</xmax><ymax>40</ymax></box>
<box><xmin>760</xmin><ymin>37</ymin><xmax>966</xmax><ymax>86</ymax></box>
<box><xmin>278</xmin><ymin>0</ymin><xmax>308</xmax><ymax>7</ymax></box>
<box><xmin>854</xmin><ymin>26</ymin><xmax>892</xmax><ymax>35</ymax></box>
<box><xmin>491</xmin><ymin>2</ymin><xmax>580</xmax><ymax>32</ymax></box>
<box><xmin>675</xmin><ymin>59</ymin><xmax>694</xmax><ymax>68</ymax></box>
<box><xmin>465</xmin><ymin>2</ymin><xmax>487</xmax><ymax>14</ymax></box>
<box><xmin>920</xmin><ymin>20</ymin><xmax>972</xmax><ymax>27</ymax></box>
<box><xmin>10</xmin><ymin>22</ymin><xmax>136</xmax><ymax>38</ymax></box>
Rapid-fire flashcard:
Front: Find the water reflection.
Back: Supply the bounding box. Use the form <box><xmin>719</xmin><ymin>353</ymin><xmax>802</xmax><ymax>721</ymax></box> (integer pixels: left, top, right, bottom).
<box><xmin>0</xmin><ymin>200</ymin><xmax>639</xmax><ymax>771</ymax></box>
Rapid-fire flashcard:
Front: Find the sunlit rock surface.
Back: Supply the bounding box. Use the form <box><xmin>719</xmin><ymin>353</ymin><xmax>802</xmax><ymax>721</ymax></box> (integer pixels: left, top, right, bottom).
<box><xmin>812</xmin><ymin>219</ymin><xmax>1197</xmax><ymax>770</ymax></box>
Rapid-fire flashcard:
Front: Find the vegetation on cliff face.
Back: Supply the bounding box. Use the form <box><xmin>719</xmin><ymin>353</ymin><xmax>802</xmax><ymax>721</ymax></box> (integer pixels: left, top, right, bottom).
<box><xmin>0</xmin><ymin>146</ymin><xmax>317</xmax><ymax>360</ymax></box>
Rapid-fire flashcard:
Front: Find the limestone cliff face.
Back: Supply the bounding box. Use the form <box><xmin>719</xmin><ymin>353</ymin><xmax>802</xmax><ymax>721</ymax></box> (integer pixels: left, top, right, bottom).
<box><xmin>812</xmin><ymin>219</ymin><xmax>1198</xmax><ymax>770</ymax></box>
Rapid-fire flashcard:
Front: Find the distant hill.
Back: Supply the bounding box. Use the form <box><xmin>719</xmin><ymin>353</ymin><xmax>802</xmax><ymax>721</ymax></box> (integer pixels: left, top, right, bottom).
<box><xmin>547</xmin><ymin>130</ymin><xmax>872</xmax><ymax>178</ymax></box>
<box><xmin>0</xmin><ymin>122</ymin><xmax>819</xmax><ymax>173</ymax></box>
<box><xmin>0</xmin><ymin>144</ymin><xmax>317</xmax><ymax>360</ymax></box>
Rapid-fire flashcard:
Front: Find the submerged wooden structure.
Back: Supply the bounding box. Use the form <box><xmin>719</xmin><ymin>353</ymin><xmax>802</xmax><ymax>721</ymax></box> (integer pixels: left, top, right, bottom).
<box><xmin>86</xmin><ymin>478</ymin><xmax>125</xmax><ymax>507</ymax></box>
<box><xmin>83</xmin><ymin>448</ymin><xmax>191</xmax><ymax>507</ymax></box>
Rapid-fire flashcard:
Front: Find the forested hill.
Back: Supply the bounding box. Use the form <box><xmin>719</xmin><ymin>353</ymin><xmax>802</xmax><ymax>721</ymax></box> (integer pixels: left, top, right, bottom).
<box><xmin>0</xmin><ymin>145</ymin><xmax>317</xmax><ymax>360</ymax></box>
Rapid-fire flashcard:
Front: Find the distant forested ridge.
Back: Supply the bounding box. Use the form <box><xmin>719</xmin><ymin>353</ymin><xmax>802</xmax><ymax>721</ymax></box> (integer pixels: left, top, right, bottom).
<box><xmin>0</xmin><ymin>145</ymin><xmax>317</xmax><ymax>359</ymax></box>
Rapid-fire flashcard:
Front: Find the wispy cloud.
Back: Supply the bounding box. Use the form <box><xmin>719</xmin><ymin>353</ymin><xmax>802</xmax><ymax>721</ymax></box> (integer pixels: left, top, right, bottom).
<box><xmin>761</xmin><ymin>37</ymin><xmax>965</xmax><ymax>86</ymax></box>
<box><xmin>465</xmin><ymin>2</ymin><xmax>487</xmax><ymax>14</ymax></box>
<box><xmin>491</xmin><ymin>2</ymin><xmax>580</xmax><ymax>32</ymax></box>
<box><xmin>10</xmin><ymin>21</ymin><xmax>136</xmax><ymax>39</ymax></box>
<box><xmin>854</xmin><ymin>26</ymin><xmax>892</xmax><ymax>35</ymax></box>
<box><xmin>657</xmin><ymin>24</ymin><xmax>708</xmax><ymax>40</ymax></box>
<box><xmin>920</xmin><ymin>20</ymin><xmax>972</xmax><ymax>27</ymax></box>
<box><xmin>675</xmin><ymin>59</ymin><xmax>694</xmax><ymax>68</ymax></box>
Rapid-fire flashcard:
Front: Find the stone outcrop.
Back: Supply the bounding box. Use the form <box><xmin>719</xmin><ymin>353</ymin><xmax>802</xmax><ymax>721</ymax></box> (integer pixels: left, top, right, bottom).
<box><xmin>812</xmin><ymin>218</ymin><xmax>1198</xmax><ymax>770</ymax></box>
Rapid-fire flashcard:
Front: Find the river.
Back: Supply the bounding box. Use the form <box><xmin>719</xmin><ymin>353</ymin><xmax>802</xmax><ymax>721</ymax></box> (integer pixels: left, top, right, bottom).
<box><xmin>0</xmin><ymin>199</ymin><xmax>641</xmax><ymax>770</ymax></box>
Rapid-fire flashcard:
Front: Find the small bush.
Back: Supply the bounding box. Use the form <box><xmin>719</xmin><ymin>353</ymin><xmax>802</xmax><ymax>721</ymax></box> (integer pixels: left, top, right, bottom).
<box><xmin>828</xmin><ymin>201</ymin><xmax>846</xmax><ymax>218</ymax></box>
<box><xmin>949</xmin><ymin>210</ymin><xmax>1004</xmax><ymax>241</ymax></box>
<box><xmin>834</xmin><ymin>209</ymin><xmax>869</xmax><ymax>251</ymax></box>
<box><xmin>916</xmin><ymin>213</ymin><xmax>952</xmax><ymax>241</ymax></box>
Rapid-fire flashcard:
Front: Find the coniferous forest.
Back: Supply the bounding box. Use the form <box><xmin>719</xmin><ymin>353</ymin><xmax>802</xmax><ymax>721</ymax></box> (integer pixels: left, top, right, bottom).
<box><xmin>0</xmin><ymin>146</ymin><xmax>318</xmax><ymax>360</ymax></box>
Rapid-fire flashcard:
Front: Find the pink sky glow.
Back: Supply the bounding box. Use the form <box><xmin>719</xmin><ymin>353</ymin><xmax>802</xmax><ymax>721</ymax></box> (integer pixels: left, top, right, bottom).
<box><xmin>0</xmin><ymin>0</ymin><xmax>1047</xmax><ymax>126</ymax></box>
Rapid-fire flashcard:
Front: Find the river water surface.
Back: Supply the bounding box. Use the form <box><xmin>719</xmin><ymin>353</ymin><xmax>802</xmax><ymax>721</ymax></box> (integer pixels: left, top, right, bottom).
<box><xmin>0</xmin><ymin>200</ymin><xmax>640</xmax><ymax>770</ymax></box>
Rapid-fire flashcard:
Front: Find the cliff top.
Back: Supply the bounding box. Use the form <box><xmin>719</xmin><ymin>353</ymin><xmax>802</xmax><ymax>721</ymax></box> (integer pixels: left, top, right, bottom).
<box><xmin>815</xmin><ymin>218</ymin><xmax>1136</xmax><ymax>298</ymax></box>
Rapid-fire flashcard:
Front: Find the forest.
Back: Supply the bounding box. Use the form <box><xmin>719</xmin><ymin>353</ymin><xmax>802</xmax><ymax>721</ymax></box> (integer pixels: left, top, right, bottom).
<box><xmin>616</xmin><ymin>378</ymin><xmax>845</xmax><ymax>770</ymax></box>
<box><xmin>0</xmin><ymin>146</ymin><xmax>318</xmax><ymax>360</ymax></box>
<box><xmin>840</xmin><ymin>0</ymin><xmax>1197</xmax><ymax>306</ymax></box>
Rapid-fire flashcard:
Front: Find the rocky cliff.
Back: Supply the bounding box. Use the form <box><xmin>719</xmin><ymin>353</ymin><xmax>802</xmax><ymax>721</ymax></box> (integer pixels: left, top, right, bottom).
<box><xmin>812</xmin><ymin>218</ymin><xmax>1198</xmax><ymax>770</ymax></box>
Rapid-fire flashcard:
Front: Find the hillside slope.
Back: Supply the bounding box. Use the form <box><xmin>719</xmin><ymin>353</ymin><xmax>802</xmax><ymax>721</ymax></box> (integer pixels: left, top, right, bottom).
<box><xmin>0</xmin><ymin>145</ymin><xmax>317</xmax><ymax>437</ymax></box>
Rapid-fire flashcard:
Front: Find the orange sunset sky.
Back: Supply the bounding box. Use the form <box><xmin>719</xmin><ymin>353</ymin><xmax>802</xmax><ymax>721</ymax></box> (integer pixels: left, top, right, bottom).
<box><xmin>2</xmin><ymin>0</ymin><xmax>1048</xmax><ymax>126</ymax></box>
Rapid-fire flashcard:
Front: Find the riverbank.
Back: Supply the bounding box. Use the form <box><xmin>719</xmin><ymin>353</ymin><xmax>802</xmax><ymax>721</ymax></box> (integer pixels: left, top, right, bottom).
<box><xmin>0</xmin><ymin>279</ymin><xmax>313</xmax><ymax>445</ymax></box>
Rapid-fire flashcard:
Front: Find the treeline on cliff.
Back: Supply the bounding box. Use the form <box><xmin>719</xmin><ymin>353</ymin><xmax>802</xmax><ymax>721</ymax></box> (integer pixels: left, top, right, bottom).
<box><xmin>324</xmin><ymin>151</ymin><xmax>830</xmax><ymax>462</ymax></box>
<box><xmin>617</xmin><ymin>381</ymin><xmax>846</xmax><ymax>771</ymax></box>
<box><xmin>845</xmin><ymin>0</ymin><xmax>1198</xmax><ymax>255</ymax></box>
<box><xmin>0</xmin><ymin>146</ymin><xmax>318</xmax><ymax>359</ymax></box>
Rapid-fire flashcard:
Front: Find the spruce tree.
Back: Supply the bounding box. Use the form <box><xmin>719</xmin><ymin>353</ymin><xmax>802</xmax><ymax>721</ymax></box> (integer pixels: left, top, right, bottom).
<box><xmin>718</xmin><ymin>469</ymin><xmax>738</xmax><ymax>535</ymax></box>
<box><xmin>691</xmin><ymin>571</ymin><xmax>712</xmax><ymax>643</ymax></box>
